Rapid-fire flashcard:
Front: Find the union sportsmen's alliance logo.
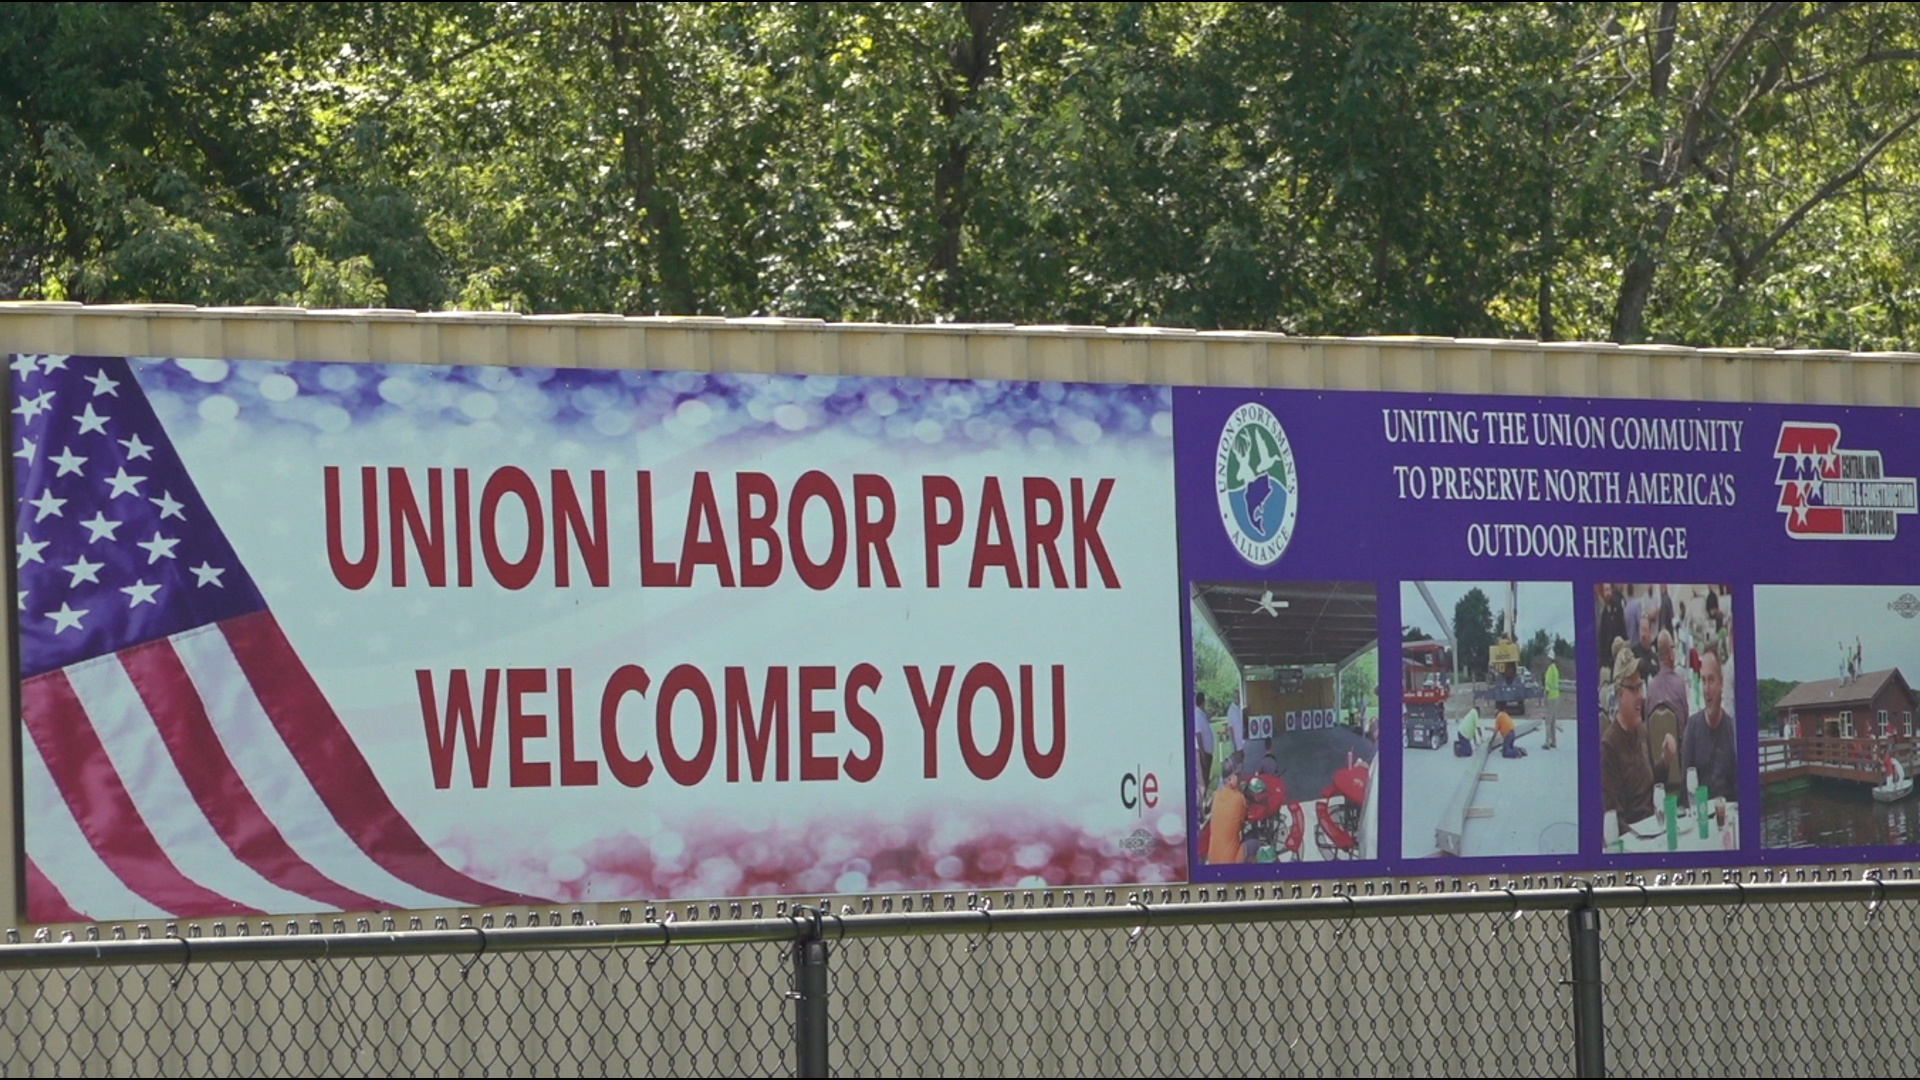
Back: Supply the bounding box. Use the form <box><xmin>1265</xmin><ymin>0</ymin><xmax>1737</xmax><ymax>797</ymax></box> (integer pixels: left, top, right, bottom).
<box><xmin>1774</xmin><ymin>421</ymin><xmax>1917</xmax><ymax>540</ymax></box>
<box><xmin>1216</xmin><ymin>403</ymin><xmax>1298</xmax><ymax>565</ymax></box>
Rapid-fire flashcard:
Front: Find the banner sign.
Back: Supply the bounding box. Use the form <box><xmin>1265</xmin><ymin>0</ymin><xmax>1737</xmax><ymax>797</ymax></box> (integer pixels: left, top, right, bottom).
<box><xmin>10</xmin><ymin>355</ymin><xmax>1182</xmax><ymax>921</ymax></box>
<box><xmin>1175</xmin><ymin>387</ymin><xmax>1918</xmax><ymax>881</ymax></box>
<box><xmin>11</xmin><ymin>352</ymin><xmax>1920</xmax><ymax>920</ymax></box>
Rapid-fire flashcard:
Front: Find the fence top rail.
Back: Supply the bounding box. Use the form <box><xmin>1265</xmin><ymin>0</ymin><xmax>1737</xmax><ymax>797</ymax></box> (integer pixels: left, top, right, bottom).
<box><xmin>2</xmin><ymin>875</ymin><xmax>1915</xmax><ymax>972</ymax></box>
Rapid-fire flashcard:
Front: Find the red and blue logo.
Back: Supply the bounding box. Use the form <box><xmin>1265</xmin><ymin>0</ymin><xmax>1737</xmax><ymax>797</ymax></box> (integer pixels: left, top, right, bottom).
<box><xmin>1774</xmin><ymin>421</ymin><xmax>1916</xmax><ymax>540</ymax></box>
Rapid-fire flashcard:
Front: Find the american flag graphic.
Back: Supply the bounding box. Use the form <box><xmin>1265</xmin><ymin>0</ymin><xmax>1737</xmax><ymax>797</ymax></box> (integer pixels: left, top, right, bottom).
<box><xmin>1774</xmin><ymin>421</ymin><xmax>1845</xmax><ymax>537</ymax></box>
<box><xmin>11</xmin><ymin>354</ymin><xmax>538</xmax><ymax>922</ymax></box>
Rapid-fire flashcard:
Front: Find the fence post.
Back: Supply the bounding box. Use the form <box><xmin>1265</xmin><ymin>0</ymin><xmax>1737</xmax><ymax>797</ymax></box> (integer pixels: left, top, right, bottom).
<box><xmin>1567</xmin><ymin>895</ymin><xmax>1605</xmax><ymax>1078</ymax></box>
<box><xmin>793</xmin><ymin>908</ymin><xmax>831</xmax><ymax>1078</ymax></box>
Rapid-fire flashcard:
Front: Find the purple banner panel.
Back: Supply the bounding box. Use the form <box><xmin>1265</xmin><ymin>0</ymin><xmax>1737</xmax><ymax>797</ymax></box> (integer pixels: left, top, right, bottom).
<box><xmin>1174</xmin><ymin>386</ymin><xmax>1920</xmax><ymax>881</ymax></box>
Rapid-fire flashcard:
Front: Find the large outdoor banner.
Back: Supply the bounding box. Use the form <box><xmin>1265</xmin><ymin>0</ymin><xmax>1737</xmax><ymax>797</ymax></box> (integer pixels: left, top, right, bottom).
<box><xmin>1174</xmin><ymin>387</ymin><xmax>1919</xmax><ymax>882</ymax></box>
<box><xmin>9</xmin><ymin>355</ymin><xmax>1184</xmax><ymax>921</ymax></box>
<box><xmin>13</xmin><ymin>351</ymin><xmax>1920</xmax><ymax>921</ymax></box>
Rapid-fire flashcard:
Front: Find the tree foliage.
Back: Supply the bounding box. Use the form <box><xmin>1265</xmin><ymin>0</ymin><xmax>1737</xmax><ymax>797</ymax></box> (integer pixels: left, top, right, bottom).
<box><xmin>1453</xmin><ymin>588</ymin><xmax>1496</xmax><ymax>680</ymax></box>
<box><xmin>1339</xmin><ymin>646</ymin><xmax>1378</xmax><ymax>721</ymax></box>
<box><xmin>1191</xmin><ymin>615</ymin><xmax>1240</xmax><ymax>718</ymax></box>
<box><xmin>6</xmin><ymin>2</ymin><xmax>1920</xmax><ymax>349</ymax></box>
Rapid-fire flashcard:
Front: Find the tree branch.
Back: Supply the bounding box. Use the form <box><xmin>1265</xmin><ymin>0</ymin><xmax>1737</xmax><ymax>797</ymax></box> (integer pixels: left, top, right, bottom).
<box><xmin>1672</xmin><ymin>2</ymin><xmax>1795</xmax><ymax>183</ymax></box>
<box><xmin>1650</xmin><ymin>1</ymin><xmax>1679</xmax><ymax>99</ymax></box>
<box><xmin>1777</xmin><ymin>48</ymin><xmax>1920</xmax><ymax>94</ymax></box>
<box><xmin>1739</xmin><ymin>103</ymin><xmax>1920</xmax><ymax>280</ymax></box>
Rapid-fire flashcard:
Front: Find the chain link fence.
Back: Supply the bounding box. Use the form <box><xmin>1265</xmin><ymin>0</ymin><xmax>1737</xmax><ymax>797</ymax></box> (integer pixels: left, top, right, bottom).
<box><xmin>2</xmin><ymin>873</ymin><xmax>1916</xmax><ymax>1076</ymax></box>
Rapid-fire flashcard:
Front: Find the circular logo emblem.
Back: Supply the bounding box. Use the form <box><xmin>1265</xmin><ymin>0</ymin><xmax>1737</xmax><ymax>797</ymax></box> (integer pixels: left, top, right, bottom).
<box><xmin>1215</xmin><ymin>403</ymin><xmax>1298</xmax><ymax>565</ymax></box>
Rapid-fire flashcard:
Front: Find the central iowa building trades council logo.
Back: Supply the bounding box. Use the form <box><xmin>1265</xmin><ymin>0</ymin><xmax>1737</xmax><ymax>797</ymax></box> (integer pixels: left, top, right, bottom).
<box><xmin>1774</xmin><ymin>420</ymin><xmax>1917</xmax><ymax>540</ymax></box>
<box><xmin>1216</xmin><ymin>402</ymin><xmax>1298</xmax><ymax>565</ymax></box>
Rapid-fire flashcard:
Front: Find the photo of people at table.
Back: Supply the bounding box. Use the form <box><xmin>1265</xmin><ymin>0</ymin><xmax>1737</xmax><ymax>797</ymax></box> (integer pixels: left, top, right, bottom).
<box><xmin>1594</xmin><ymin>582</ymin><xmax>1737</xmax><ymax>853</ymax></box>
<box><xmin>1189</xmin><ymin>580</ymin><xmax>1379</xmax><ymax>867</ymax></box>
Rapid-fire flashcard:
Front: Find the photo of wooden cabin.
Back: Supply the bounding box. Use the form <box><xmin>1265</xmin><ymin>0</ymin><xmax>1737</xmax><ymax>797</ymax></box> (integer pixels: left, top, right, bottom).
<box><xmin>1773</xmin><ymin>669</ymin><xmax>1917</xmax><ymax>746</ymax></box>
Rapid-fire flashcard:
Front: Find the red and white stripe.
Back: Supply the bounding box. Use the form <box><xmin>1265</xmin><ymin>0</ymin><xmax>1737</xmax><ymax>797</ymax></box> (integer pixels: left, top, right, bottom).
<box><xmin>25</xmin><ymin>610</ymin><xmax>540</xmax><ymax>921</ymax></box>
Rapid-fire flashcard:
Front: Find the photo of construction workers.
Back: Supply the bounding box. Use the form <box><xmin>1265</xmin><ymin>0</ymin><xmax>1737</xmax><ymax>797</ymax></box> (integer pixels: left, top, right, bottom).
<box><xmin>1400</xmin><ymin>581</ymin><xmax>1578</xmax><ymax>858</ymax></box>
<box><xmin>1190</xmin><ymin>581</ymin><xmax>1379</xmax><ymax>868</ymax></box>
<box><xmin>1757</xmin><ymin>585</ymin><xmax>1920</xmax><ymax>850</ymax></box>
<box><xmin>1595</xmin><ymin>582</ymin><xmax>1738</xmax><ymax>853</ymax></box>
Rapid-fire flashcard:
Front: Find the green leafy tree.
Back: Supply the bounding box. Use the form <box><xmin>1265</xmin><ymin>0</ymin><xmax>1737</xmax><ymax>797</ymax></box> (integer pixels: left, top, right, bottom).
<box><xmin>1191</xmin><ymin>616</ymin><xmax>1240</xmax><ymax>718</ymax></box>
<box><xmin>1756</xmin><ymin>677</ymin><xmax>1799</xmax><ymax>733</ymax></box>
<box><xmin>1520</xmin><ymin>627</ymin><xmax>1556</xmax><ymax>668</ymax></box>
<box><xmin>13</xmin><ymin>1</ymin><xmax>1920</xmax><ymax>352</ymax></box>
<box><xmin>1453</xmin><ymin>588</ymin><xmax>1496</xmax><ymax>680</ymax></box>
<box><xmin>1340</xmin><ymin>646</ymin><xmax>1379</xmax><ymax>723</ymax></box>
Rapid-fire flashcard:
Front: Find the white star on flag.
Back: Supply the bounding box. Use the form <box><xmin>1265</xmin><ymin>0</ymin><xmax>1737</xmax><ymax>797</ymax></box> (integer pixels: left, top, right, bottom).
<box><xmin>120</xmin><ymin>580</ymin><xmax>162</xmax><ymax>607</ymax></box>
<box><xmin>73</xmin><ymin>404</ymin><xmax>110</xmax><ymax>435</ymax></box>
<box><xmin>15</xmin><ymin>390</ymin><xmax>53</xmax><ymax>421</ymax></box>
<box><xmin>61</xmin><ymin>557</ymin><xmax>104</xmax><ymax>586</ymax></box>
<box><xmin>15</xmin><ymin>438</ymin><xmax>35</xmax><ymax>463</ymax></box>
<box><xmin>38</xmin><ymin>355</ymin><xmax>68</xmax><ymax>373</ymax></box>
<box><xmin>190</xmin><ymin>562</ymin><xmax>227</xmax><ymax>588</ymax></box>
<box><xmin>16</xmin><ymin>534</ymin><xmax>48</xmax><ymax>566</ymax></box>
<box><xmin>136</xmin><ymin>533</ymin><xmax>181</xmax><ymax>563</ymax></box>
<box><xmin>26</xmin><ymin>491</ymin><xmax>65</xmax><ymax>521</ymax></box>
<box><xmin>46</xmin><ymin>602</ymin><xmax>87</xmax><ymax>633</ymax></box>
<box><xmin>10</xmin><ymin>354</ymin><xmax>38</xmax><ymax>379</ymax></box>
<box><xmin>150</xmin><ymin>491</ymin><xmax>186</xmax><ymax>520</ymax></box>
<box><xmin>79</xmin><ymin>512</ymin><xmax>122</xmax><ymax>542</ymax></box>
<box><xmin>119</xmin><ymin>433</ymin><xmax>153</xmax><ymax>460</ymax></box>
<box><xmin>85</xmin><ymin>370</ymin><xmax>119</xmax><ymax>397</ymax></box>
<box><xmin>105</xmin><ymin>468</ymin><xmax>147</xmax><ymax>498</ymax></box>
<box><xmin>49</xmin><ymin>447</ymin><xmax>86</xmax><ymax>477</ymax></box>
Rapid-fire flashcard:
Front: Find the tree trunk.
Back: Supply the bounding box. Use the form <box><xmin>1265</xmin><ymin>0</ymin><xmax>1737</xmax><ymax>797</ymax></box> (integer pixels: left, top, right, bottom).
<box><xmin>931</xmin><ymin>2</ymin><xmax>1013</xmax><ymax>318</ymax></box>
<box><xmin>1537</xmin><ymin>109</ymin><xmax>1555</xmax><ymax>342</ymax></box>
<box><xmin>609</xmin><ymin>2</ymin><xmax>696</xmax><ymax>314</ymax></box>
